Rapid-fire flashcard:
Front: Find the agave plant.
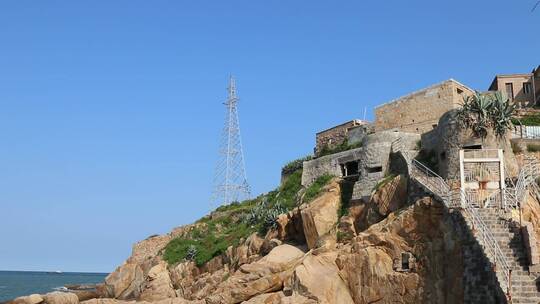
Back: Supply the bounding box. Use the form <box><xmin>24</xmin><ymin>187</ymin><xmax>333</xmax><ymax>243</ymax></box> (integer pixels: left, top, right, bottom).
<box><xmin>456</xmin><ymin>91</ymin><xmax>515</xmax><ymax>139</ymax></box>
<box><xmin>491</xmin><ymin>91</ymin><xmax>516</xmax><ymax>138</ymax></box>
<box><xmin>185</xmin><ymin>245</ymin><xmax>198</xmax><ymax>261</ymax></box>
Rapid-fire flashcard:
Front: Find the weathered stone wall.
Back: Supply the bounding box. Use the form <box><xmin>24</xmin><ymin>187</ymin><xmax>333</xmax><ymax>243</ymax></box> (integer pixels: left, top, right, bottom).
<box><xmin>302</xmin><ymin>131</ymin><xmax>420</xmax><ymax>201</ymax></box>
<box><xmin>422</xmin><ymin>110</ymin><xmax>520</xmax><ymax>182</ymax></box>
<box><xmin>314</xmin><ymin>120</ymin><xmax>367</xmax><ymax>156</ymax></box>
<box><xmin>374</xmin><ymin>79</ymin><xmax>473</xmax><ymax>134</ymax></box>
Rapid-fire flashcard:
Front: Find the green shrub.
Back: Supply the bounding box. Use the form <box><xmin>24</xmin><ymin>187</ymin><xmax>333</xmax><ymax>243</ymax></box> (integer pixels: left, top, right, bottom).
<box><xmin>513</xmin><ymin>114</ymin><xmax>540</xmax><ymax>126</ymax></box>
<box><xmin>278</xmin><ymin>170</ymin><xmax>303</xmax><ymax>209</ymax></box>
<box><xmin>318</xmin><ymin>139</ymin><xmax>363</xmax><ymax>157</ymax></box>
<box><xmin>415</xmin><ymin>140</ymin><xmax>422</xmax><ymax>151</ymax></box>
<box><xmin>304</xmin><ymin>174</ymin><xmax>334</xmax><ymax>203</ymax></box>
<box><xmin>282</xmin><ymin>156</ymin><xmax>312</xmax><ymax>176</ymax></box>
<box><xmin>339</xmin><ymin>180</ymin><xmax>355</xmax><ymax>217</ymax></box>
<box><xmin>527</xmin><ymin>144</ymin><xmax>540</xmax><ymax>152</ymax></box>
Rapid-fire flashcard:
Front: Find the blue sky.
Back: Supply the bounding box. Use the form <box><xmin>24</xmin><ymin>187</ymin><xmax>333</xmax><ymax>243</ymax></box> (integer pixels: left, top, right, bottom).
<box><xmin>0</xmin><ymin>1</ymin><xmax>538</xmax><ymax>272</ymax></box>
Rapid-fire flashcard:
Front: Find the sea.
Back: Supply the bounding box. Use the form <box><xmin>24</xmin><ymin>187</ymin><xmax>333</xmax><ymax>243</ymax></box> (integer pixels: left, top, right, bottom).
<box><xmin>0</xmin><ymin>271</ymin><xmax>108</xmax><ymax>303</ymax></box>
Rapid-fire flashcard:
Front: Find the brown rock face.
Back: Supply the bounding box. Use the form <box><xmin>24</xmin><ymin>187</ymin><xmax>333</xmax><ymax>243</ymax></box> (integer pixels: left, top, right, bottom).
<box><xmin>105</xmin><ymin>262</ymin><xmax>144</xmax><ymax>299</ymax></box>
<box><xmin>42</xmin><ymin>292</ymin><xmax>79</xmax><ymax>304</ymax></box>
<box><xmin>300</xmin><ymin>180</ymin><xmax>341</xmax><ymax>249</ymax></box>
<box><xmin>10</xmin><ymin>294</ymin><xmax>44</xmax><ymax>304</ymax></box>
<box><xmin>288</xmin><ymin>251</ymin><xmax>354</xmax><ymax>304</ymax></box>
<box><xmin>205</xmin><ymin>244</ymin><xmax>306</xmax><ymax>304</ymax></box>
<box><xmin>354</xmin><ymin>174</ymin><xmax>408</xmax><ymax>232</ymax></box>
<box><xmin>37</xmin><ymin>173</ymin><xmax>473</xmax><ymax>304</ymax></box>
<box><xmin>338</xmin><ymin>197</ymin><xmax>464</xmax><ymax>303</ymax></box>
<box><xmin>139</xmin><ymin>261</ymin><xmax>176</xmax><ymax>301</ymax></box>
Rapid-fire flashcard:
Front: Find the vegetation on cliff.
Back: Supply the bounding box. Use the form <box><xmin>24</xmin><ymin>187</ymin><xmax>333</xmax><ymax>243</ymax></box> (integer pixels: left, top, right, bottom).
<box><xmin>456</xmin><ymin>91</ymin><xmax>516</xmax><ymax>138</ymax></box>
<box><xmin>163</xmin><ymin>169</ymin><xmax>334</xmax><ymax>266</ymax></box>
<box><xmin>318</xmin><ymin>139</ymin><xmax>363</xmax><ymax>157</ymax></box>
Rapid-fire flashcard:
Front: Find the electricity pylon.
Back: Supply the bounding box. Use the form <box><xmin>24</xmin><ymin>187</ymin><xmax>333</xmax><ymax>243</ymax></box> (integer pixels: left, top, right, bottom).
<box><xmin>211</xmin><ymin>76</ymin><xmax>251</xmax><ymax>207</ymax></box>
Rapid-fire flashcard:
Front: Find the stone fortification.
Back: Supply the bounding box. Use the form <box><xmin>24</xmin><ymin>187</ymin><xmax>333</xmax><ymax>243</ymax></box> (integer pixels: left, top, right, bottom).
<box><xmin>302</xmin><ymin>131</ymin><xmax>420</xmax><ymax>201</ymax></box>
<box><xmin>374</xmin><ymin>79</ymin><xmax>473</xmax><ymax>134</ymax></box>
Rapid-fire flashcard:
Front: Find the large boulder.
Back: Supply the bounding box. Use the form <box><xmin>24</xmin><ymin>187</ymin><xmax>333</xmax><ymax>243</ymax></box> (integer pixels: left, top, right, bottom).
<box><xmin>42</xmin><ymin>292</ymin><xmax>79</xmax><ymax>304</ymax></box>
<box><xmin>300</xmin><ymin>180</ymin><xmax>341</xmax><ymax>249</ymax></box>
<box><xmin>104</xmin><ymin>262</ymin><xmax>144</xmax><ymax>300</ymax></box>
<box><xmin>369</xmin><ymin>174</ymin><xmax>408</xmax><ymax>216</ymax></box>
<box><xmin>139</xmin><ymin>261</ymin><xmax>176</xmax><ymax>301</ymax></box>
<box><xmin>10</xmin><ymin>294</ymin><xmax>44</xmax><ymax>304</ymax></box>
<box><xmin>337</xmin><ymin>197</ymin><xmax>464</xmax><ymax>303</ymax></box>
<box><xmin>287</xmin><ymin>251</ymin><xmax>354</xmax><ymax>304</ymax></box>
<box><xmin>354</xmin><ymin>174</ymin><xmax>408</xmax><ymax>232</ymax></box>
<box><xmin>205</xmin><ymin>245</ymin><xmax>305</xmax><ymax>304</ymax></box>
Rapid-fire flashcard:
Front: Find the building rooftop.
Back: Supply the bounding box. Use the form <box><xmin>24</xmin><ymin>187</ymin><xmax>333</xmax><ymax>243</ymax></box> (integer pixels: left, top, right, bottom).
<box><xmin>374</xmin><ymin>79</ymin><xmax>474</xmax><ymax>109</ymax></box>
<box><xmin>488</xmin><ymin>73</ymin><xmax>533</xmax><ymax>91</ymax></box>
<box><xmin>316</xmin><ymin>119</ymin><xmax>369</xmax><ymax>135</ymax></box>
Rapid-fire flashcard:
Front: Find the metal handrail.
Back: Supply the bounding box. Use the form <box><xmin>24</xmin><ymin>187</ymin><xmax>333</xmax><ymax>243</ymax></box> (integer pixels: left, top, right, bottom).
<box><xmin>459</xmin><ymin>189</ymin><xmax>511</xmax><ymax>295</ymax></box>
<box><xmin>409</xmin><ymin>158</ymin><xmax>511</xmax><ymax>296</ymax></box>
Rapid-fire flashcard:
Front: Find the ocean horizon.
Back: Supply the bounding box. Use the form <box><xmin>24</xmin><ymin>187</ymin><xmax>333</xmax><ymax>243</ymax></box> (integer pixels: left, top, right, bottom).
<box><xmin>0</xmin><ymin>270</ymin><xmax>108</xmax><ymax>302</ymax></box>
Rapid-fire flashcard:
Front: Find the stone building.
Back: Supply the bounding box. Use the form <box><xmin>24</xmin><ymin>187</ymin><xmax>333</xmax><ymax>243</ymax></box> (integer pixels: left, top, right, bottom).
<box><xmin>488</xmin><ymin>65</ymin><xmax>540</xmax><ymax>108</ymax></box>
<box><xmin>421</xmin><ymin>110</ymin><xmax>520</xmax><ymax>184</ymax></box>
<box><xmin>314</xmin><ymin>119</ymin><xmax>370</xmax><ymax>156</ymax></box>
<box><xmin>489</xmin><ymin>73</ymin><xmax>537</xmax><ymax>108</ymax></box>
<box><xmin>374</xmin><ymin>79</ymin><xmax>474</xmax><ymax>134</ymax></box>
<box><xmin>302</xmin><ymin>130</ymin><xmax>420</xmax><ymax>201</ymax></box>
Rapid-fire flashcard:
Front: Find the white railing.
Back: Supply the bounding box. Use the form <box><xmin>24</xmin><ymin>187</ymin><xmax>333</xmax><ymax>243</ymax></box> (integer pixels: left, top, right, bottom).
<box><xmin>410</xmin><ymin>159</ymin><xmax>451</xmax><ymax>207</ymax></box>
<box><xmin>458</xmin><ymin>189</ymin><xmax>512</xmax><ymax>295</ymax></box>
<box><xmin>409</xmin><ymin>157</ymin><xmax>511</xmax><ymax>297</ymax></box>
<box><xmin>513</xmin><ymin>125</ymin><xmax>540</xmax><ymax>139</ymax></box>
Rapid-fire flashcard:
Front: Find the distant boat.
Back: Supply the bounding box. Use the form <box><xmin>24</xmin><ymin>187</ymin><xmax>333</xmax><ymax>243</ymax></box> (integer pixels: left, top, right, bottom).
<box><xmin>54</xmin><ymin>270</ymin><xmax>63</xmax><ymax>274</ymax></box>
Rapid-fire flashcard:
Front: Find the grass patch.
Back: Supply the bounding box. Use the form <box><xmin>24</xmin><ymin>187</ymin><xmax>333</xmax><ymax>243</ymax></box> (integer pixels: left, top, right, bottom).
<box><xmin>512</xmin><ymin>114</ymin><xmax>540</xmax><ymax>126</ymax></box>
<box><xmin>278</xmin><ymin>170</ymin><xmax>304</xmax><ymax>209</ymax></box>
<box><xmin>304</xmin><ymin>174</ymin><xmax>334</xmax><ymax>203</ymax></box>
<box><xmin>164</xmin><ymin>169</ymin><xmax>305</xmax><ymax>267</ymax></box>
<box><xmin>282</xmin><ymin>155</ymin><xmax>312</xmax><ymax>176</ymax></box>
<box><xmin>339</xmin><ymin>180</ymin><xmax>355</xmax><ymax>217</ymax></box>
<box><xmin>163</xmin><ymin>222</ymin><xmax>256</xmax><ymax>267</ymax></box>
<box><xmin>527</xmin><ymin>144</ymin><xmax>540</xmax><ymax>152</ymax></box>
<box><xmin>318</xmin><ymin>139</ymin><xmax>363</xmax><ymax>157</ymax></box>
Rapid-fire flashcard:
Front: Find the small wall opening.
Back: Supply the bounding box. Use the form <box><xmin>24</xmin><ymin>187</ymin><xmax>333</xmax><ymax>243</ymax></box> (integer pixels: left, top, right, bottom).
<box><xmin>401</xmin><ymin>253</ymin><xmax>410</xmax><ymax>270</ymax></box>
<box><xmin>463</xmin><ymin>144</ymin><xmax>482</xmax><ymax>150</ymax></box>
<box><xmin>346</xmin><ymin>161</ymin><xmax>359</xmax><ymax>176</ymax></box>
<box><xmin>341</xmin><ymin>161</ymin><xmax>359</xmax><ymax>177</ymax></box>
<box><xmin>367</xmin><ymin>166</ymin><xmax>383</xmax><ymax>174</ymax></box>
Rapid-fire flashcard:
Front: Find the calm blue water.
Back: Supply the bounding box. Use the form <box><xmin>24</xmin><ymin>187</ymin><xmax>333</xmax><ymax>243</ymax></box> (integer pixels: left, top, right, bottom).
<box><xmin>0</xmin><ymin>271</ymin><xmax>108</xmax><ymax>302</ymax></box>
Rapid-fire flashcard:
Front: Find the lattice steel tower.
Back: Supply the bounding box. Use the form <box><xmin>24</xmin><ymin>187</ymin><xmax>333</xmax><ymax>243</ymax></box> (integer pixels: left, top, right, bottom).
<box><xmin>211</xmin><ymin>76</ymin><xmax>251</xmax><ymax>207</ymax></box>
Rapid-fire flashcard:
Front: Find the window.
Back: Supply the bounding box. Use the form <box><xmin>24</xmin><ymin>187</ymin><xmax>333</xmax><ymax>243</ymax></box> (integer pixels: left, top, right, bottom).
<box><xmin>367</xmin><ymin>166</ymin><xmax>383</xmax><ymax>173</ymax></box>
<box><xmin>401</xmin><ymin>253</ymin><xmax>410</xmax><ymax>270</ymax></box>
<box><xmin>505</xmin><ymin>83</ymin><xmax>514</xmax><ymax>100</ymax></box>
<box><xmin>524</xmin><ymin>82</ymin><xmax>532</xmax><ymax>95</ymax></box>
<box><xmin>463</xmin><ymin>144</ymin><xmax>482</xmax><ymax>150</ymax></box>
